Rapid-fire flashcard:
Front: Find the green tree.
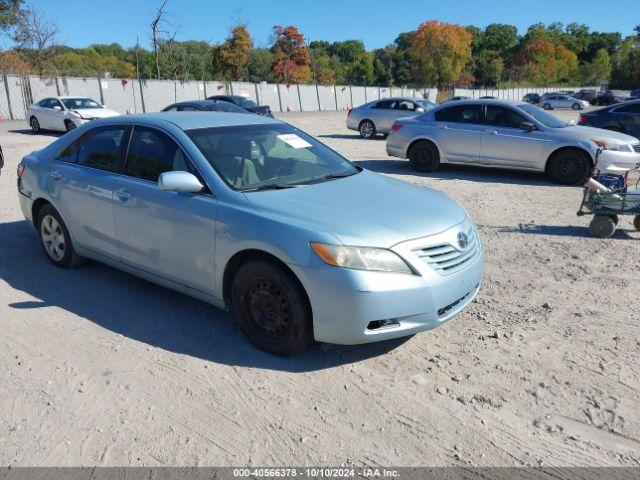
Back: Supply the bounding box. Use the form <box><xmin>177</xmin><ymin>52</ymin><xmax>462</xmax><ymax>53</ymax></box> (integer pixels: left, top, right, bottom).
<box><xmin>580</xmin><ymin>48</ymin><xmax>611</xmax><ymax>84</ymax></box>
<box><xmin>247</xmin><ymin>48</ymin><xmax>274</xmax><ymax>82</ymax></box>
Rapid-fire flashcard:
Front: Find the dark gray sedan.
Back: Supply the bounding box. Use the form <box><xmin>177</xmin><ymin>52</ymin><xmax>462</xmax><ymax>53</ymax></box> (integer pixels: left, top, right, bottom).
<box><xmin>578</xmin><ymin>100</ymin><xmax>640</xmax><ymax>140</ymax></box>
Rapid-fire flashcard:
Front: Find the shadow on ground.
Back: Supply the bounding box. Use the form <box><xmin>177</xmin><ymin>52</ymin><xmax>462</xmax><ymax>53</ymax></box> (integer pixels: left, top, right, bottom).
<box><xmin>356</xmin><ymin>159</ymin><xmax>562</xmax><ymax>187</ymax></box>
<box><xmin>0</xmin><ymin>220</ymin><xmax>407</xmax><ymax>372</ymax></box>
<box><xmin>319</xmin><ymin>134</ymin><xmax>385</xmax><ymax>141</ymax></box>
<box><xmin>8</xmin><ymin>129</ymin><xmax>62</xmax><ymax>138</ymax></box>
<box><xmin>499</xmin><ymin>222</ymin><xmax>638</xmax><ymax>239</ymax></box>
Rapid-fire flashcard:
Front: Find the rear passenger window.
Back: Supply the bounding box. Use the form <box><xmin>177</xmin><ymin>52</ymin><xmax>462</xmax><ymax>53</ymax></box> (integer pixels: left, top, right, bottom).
<box><xmin>126</xmin><ymin>127</ymin><xmax>190</xmax><ymax>182</ymax></box>
<box><xmin>373</xmin><ymin>100</ymin><xmax>396</xmax><ymax>109</ymax></box>
<box><xmin>615</xmin><ymin>103</ymin><xmax>640</xmax><ymax>114</ymax></box>
<box><xmin>55</xmin><ymin>140</ymin><xmax>80</xmax><ymax>163</ymax></box>
<box><xmin>77</xmin><ymin>126</ymin><xmax>127</xmax><ymax>172</ymax></box>
<box><xmin>435</xmin><ymin>105</ymin><xmax>482</xmax><ymax>124</ymax></box>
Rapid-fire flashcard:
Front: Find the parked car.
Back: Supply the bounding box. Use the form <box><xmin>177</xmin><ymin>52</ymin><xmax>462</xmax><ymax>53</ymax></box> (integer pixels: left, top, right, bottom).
<box><xmin>538</xmin><ymin>94</ymin><xmax>589</xmax><ymax>110</ymax></box>
<box><xmin>385</xmin><ymin>99</ymin><xmax>640</xmax><ymax>185</ymax></box>
<box><xmin>162</xmin><ymin>100</ymin><xmax>248</xmax><ymax>113</ymax></box>
<box><xmin>578</xmin><ymin>100</ymin><xmax>640</xmax><ymax>140</ymax></box>
<box><xmin>346</xmin><ymin>97</ymin><xmax>437</xmax><ymax>138</ymax></box>
<box><xmin>573</xmin><ymin>90</ymin><xmax>599</xmax><ymax>104</ymax></box>
<box><xmin>596</xmin><ymin>90</ymin><xmax>632</xmax><ymax>106</ymax></box>
<box><xmin>522</xmin><ymin>93</ymin><xmax>541</xmax><ymax>104</ymax></box>
<box><xmin>444</xmin><ymin>96</ymin><xmax>470</xmax><ymax>102</ymax></box>
<box><xmin>16</xmin><ymin>112</ymin><xmax>483</xmax><ymax>355</ymax></box>
<box><xmin>27</xmin><ymin>97</ymin><xmax>120</xmax><ymax>133</ymax></box>
<box><xmin>206</xmin><ymin>94</ymin><xmax>273</xmax><ymax>117</ymax></box>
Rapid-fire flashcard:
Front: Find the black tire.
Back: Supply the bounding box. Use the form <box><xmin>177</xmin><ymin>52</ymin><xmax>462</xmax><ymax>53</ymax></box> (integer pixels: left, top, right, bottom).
<box><xmin>231</xmin><ymin>260</ymin><xmax>314</xmax><ymax>356</ymax></box>
<box><xmin>65</xmin><ymin>120</ymin><xmax>76</xmax><ymax>132</ymax></box>
<box><xmin>589</xmin><ymin>215</ymin><xmax>616</xmax><ymax>238</ymax></box>
<box><xmin>634</xmin><ymin>215</ymin><xmax>640</xmax><ymax>232</ymax></box>
<box><xmin>543</xmin><ymin>103</ymin><xmax>552</xmax><ymax>110</ymax></box>
<box><xmin>358</xmin><ymin>119</ymin><xmax>376</xmax><ymax>139</ymax></box>
<box><xmin>37</xmin><ymin>204</ymin><xmax>83</xmax><ymax>268</ymax></box>
<box><xmin>408</xmin><ymin>141</ymin><xmax>440</xmax><ymax>173</ymax></box>
<box><xmin>572</xmin><ymin>103</ymin><xmax>581</xmax><ymax>110</ymax></box>
<box><xmin>30</xmin><ymin>116</ymin><xmax>41</xmax><ymax>133</ymax></box>
<box><xmin>547</xmin><ymin>150</ymin><xmax>591</xmax><ymax>185</ymax></box>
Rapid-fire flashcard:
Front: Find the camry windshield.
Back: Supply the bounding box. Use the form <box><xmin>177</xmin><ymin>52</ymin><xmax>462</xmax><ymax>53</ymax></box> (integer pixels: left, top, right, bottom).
<box><xmin>61</xmin><ymin>98</ymin><xmax>102</xmax><ymax>109</ymax></box>
<box><xmin>519</xmin><ymin>103</ymin><xmax>568</xmax><ymax>128</ymax></box>
<box><xmin>187</xmin><ymin>124</ymin><xmax>360</xmax><ymax>191</ymax></box>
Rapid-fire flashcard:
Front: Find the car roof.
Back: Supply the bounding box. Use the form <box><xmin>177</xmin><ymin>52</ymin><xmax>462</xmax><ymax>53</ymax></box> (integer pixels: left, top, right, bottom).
<box><xmin>100</xmin><ymin>111</ymin><xmax>281</xmax><ymax>130</ymax></box>
<box><xmin>169</xmin><ymin>100</ymin><xmax>229</xmax><ymax>106</ymax></box>
<box><xmin>441</xmin><ymin>99</ymin><xmax>527</xmax><ymax>107</ymax></box>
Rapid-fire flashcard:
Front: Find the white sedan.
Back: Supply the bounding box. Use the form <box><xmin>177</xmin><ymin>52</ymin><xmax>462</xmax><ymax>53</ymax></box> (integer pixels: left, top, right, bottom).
<box><xmin>27</xmin><ymin>96</ymin><xmax>120</xmax><ymax>133</ymax></box>
<box><xmin>538</xmin><ymin>94</ymin><xmax>590</xmax><ymax>110</ymax></box>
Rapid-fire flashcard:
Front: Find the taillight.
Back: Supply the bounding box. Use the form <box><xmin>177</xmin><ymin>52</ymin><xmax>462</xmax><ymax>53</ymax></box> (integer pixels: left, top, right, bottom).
<box><xmin>17</xmin><ymin>162</ymin><xmax>25</xmax><ymax>179</ymax></box>
<box><xmin>347</xmin><ymin>108</ymin><xmax>353</xmax><ymax>117</ymax></box>
<box><xmin>578</xmin><ymin>115</ymin><xmax>585</xmax><ymax>124</ymax></box>
<box><xmin>390</xmin><ymin>123</ymin><xmax>403</xmax><ymax>133</ymax></box>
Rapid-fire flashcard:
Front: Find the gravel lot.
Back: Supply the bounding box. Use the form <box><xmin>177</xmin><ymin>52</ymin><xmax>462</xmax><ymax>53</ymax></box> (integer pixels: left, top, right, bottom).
<box><xmin>1</xmin><ymin>107</ymin><xmax>639</xmax><ymax>467</ymax></box>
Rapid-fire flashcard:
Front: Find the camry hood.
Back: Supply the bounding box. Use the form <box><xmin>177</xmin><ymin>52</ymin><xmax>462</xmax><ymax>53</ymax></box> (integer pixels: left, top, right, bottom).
<box><xmin>561</xmin><ymin>125</ymin><xmax>639</xmax><ymax>144</ymax></box>
<box><xmin>70</xmin><ymin>108</ymin><xmax>120</xmax><ymax>119</ymax></box>
<box><xmin>243</xmin><ymin>170</ymin><xmax>467</xmax><ymax>247</ymax></box>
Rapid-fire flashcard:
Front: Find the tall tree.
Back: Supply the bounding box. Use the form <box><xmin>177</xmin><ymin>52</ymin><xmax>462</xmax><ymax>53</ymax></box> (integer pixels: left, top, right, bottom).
<box><xmin>580</xmin><ymin>48</ymin><xmax>611</xmax><ymax>84</ymax></box>
<box><xmin>408</xmin><ymin>20</ymin><xmax>472</xmax><ymax>88</ymax></box>
<box><xmin>211</xmin><ymin>24</ymin><xmax>253</xmax><ymax>80</ymax></box>
<box><xmin>270</xmin><ymin>25</ymin><xmax>311</xmax><ymax>84</ymax></box>
<box><xmin>149</xmin><ymin>0</ymin><xmax>177</xmax><ymax>79</ymax></box>
<box><xmin>12</xmin><ymin>5</ymin><xmax>58</xmax><ymax>75</ymax></box>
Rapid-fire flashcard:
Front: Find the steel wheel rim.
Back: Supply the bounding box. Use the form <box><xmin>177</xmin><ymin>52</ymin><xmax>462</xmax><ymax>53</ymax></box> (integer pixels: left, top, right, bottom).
<box><xmin>41</xmin><ymin>214</ymin><xmax>65</xmax><ymax>261</ymax></box>
<box><xmin>360</xmin><ymin>122</ymin><xmax>373</xmax><ymax>137</ymax></box>
<box><xmin>245</xmin><ymin>278</ymin><xmax>291</xmax><ymax>340</ymax></box>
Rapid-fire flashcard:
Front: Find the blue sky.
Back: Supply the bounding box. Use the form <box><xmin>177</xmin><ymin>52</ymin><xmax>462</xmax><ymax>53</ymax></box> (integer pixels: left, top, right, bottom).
<box><xmin>35</xmin><ymin>0</ymin><xmax>639</xmax><ymax>50</ymax></box>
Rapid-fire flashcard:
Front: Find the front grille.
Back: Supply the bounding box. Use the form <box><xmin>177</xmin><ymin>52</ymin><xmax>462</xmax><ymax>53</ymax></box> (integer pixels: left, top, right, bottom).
<box><xmin>632</xmin><ymin>143</ymin><xmax>640</xmax><ymax>153</ymax></box>
<box><xmin>414</xmin><ymin>226</ymin><xmax>480</xmax><ymax>275</ymax></box>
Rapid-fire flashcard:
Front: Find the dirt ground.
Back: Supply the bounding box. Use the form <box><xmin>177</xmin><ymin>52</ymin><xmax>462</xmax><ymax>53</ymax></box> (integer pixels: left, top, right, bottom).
<box><xmin>0</xmin><ymin>109</ymin><xmax>639</xmax><ymax>467</ymax></box>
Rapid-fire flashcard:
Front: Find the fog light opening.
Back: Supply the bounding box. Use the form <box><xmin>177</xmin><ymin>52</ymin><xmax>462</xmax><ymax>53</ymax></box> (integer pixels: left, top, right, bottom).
<box><xmin>367</xmin><ymin>319</ymin><xmax>400</xmax><ymax>331</ymax></box>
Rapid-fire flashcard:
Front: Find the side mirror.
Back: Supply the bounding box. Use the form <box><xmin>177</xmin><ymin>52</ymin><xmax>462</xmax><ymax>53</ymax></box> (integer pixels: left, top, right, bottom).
<box><xmin>53</xmin><ymin>105</ymin><xmax>62</xmax><ymax>111</ymax></box>
<box><xmin>158</xmin><ymin>171</ymin><xmax>204</xmax><ymax>193</ymax></box>
<box><xmin>519</xmin><ymin>122</ymin><xmax>536</xmax><ymax>132</ymax></box>
<box><xmin>416</xmin><ymin>107</ymin><xmax>425</xmax><ymax>113</ymax></box>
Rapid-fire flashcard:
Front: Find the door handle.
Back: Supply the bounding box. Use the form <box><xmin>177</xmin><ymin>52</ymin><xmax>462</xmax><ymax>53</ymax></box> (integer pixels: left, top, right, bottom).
<box><xmin>48</xmin><ymin>171</ymin><xmax>62</xmax><ymax>181</ymax></box>
<box><xmin>116</xmin><ymin>189</ymin><xmax>132</xmax><ymax>202</ymax></box>
<box><xmin>486</xmin><ymin>129</ymin><xmax>498</xmax><ymax>135</ymax></box>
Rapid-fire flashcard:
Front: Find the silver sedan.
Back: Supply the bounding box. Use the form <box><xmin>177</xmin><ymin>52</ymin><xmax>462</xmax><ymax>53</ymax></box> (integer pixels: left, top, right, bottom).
<box><xmin>538</xmin><ymin>94</ymin><xmax>590</xmax><ymax>110</ymax></box>
<box><xmin>347</xmin><ymin>97</ymin><xmax>437</xmax><ymax>138</ymax></box>
<box><xmin>386</xmin><ymin>99</ymin><xmax>640</xmax><ymax>185</ymax></box>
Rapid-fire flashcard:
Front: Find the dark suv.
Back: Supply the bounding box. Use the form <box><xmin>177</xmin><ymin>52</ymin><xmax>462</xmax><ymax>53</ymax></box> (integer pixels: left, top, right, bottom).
<box><xmin>207</xmin><ymin>95</ymin><xmax>273</xmax><ymax>117</ymax></box>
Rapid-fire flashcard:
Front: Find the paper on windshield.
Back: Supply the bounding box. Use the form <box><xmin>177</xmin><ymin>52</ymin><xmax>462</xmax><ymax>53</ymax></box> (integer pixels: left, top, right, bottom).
<box><xmin>277</xmin><ymin>134</ymin><xmax>312</xmax><ymax>149</ymax></box>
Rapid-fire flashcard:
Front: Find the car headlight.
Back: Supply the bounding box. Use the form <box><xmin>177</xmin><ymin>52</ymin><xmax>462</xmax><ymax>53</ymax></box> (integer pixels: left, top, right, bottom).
<box><xmin>592</xmin><ymin>138</ymin><xmax>633</xmax><ymax>152</ymax></box>
<box><xmin>310</xmin><ymin>242</ymin><xmax>413</xmax><ymax>274</ymax></box>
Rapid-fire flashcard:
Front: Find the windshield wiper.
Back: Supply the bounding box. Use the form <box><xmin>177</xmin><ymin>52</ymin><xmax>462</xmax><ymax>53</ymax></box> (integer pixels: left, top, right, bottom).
<box><xmin>297</xmin><ymin>168</ymin><xmax>362</xmax><ymax>185</ymax></box>
<box><xmin>242</xmin><ymin>183</ymin><xmax>298</xmax><ymax>192</ymax></box>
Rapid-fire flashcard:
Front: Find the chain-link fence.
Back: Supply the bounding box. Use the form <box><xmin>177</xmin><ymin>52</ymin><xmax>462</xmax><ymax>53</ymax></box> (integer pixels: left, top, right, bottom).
<box><xmin>0</xmin><ymin>74</ymin><xmax>439</xmax><ymax>120</ymax></box>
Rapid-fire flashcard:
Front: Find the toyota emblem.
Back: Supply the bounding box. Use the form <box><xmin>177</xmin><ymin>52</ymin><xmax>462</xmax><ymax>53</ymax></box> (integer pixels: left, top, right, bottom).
<box><xmin>457</xmin><ymin>232</ymin><xmax>469</xmax><ymax>249</ymax></box>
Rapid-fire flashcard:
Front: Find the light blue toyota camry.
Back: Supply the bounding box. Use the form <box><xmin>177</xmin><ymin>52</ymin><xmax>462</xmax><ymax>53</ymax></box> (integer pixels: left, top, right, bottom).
<box><xmin>17</xmin><ymin>112</ymin><xmax>484</xmax><ymax>355</ymax></box>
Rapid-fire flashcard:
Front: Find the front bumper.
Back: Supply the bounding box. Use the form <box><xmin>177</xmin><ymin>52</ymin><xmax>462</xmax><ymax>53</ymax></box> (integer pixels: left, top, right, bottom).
<box><xmin>596</xmin><ymin>149</ymin><xmax>640</xmax><ymax>173</ymax></box>
<box><xmin>292</xmin><ymin>220</ymin><xmax>484</xmax><ymax>345</ymax></box>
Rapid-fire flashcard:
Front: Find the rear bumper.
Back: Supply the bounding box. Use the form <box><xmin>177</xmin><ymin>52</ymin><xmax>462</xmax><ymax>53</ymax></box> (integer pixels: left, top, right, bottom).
<box><xmin>385</xmin><ymin>132</ymin><xmax>408</xmax><ymax>158</ymax></box>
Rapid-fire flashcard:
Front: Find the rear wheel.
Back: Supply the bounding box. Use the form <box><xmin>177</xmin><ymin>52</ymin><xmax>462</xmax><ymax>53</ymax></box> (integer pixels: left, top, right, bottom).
<box><xmin>572</xmin><ymin>103</ymin><xmax>581</xmax><ymax>110</ymax></box>
<box><xmin>358</xmin><ymin>120</ymin><xmax>376</xmax><ymax>139</ymax></box>
<box><xmin>37</xmin><ymin>204</ymin><xmax>83</xmax><ymax>268</ymax></box>
<box><xmin>589</xmin><ymin>215</ymin><xmax>616</xmax><ymax>238</ymax></box>
<box><xmin>543</xmin><ymin>103</ymin><xmax>552</xmax><ymax>110</ymax></box>
<box><xmin>30</xmin><ymin>116</ymin><xmax>40</xmax><ymax>133</ymax></box>
<box><xmin>231</xmin><ymin>261</ymin><xmax>314</xmax><ymax>356</ymax></box>
<box><xmin>547</xmin><ymin>150</ymin><xmax>591</xmax><ymax>185</ymax></box>
<box><xmin>408</xmin><ymin>141</ymin><xmax>440</xmax><ymax>172</ymax></box>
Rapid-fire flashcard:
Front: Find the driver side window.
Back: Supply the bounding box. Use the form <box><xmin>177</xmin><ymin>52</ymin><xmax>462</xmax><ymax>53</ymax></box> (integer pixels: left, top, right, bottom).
<box><xmin>125</xmin><ymin>126</ymin><xmax>192</xmax><ymax>182</ymax></box>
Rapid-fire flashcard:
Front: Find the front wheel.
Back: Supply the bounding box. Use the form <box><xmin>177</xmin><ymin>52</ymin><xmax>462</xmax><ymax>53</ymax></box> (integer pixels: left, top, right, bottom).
<box><xmin>37</xmin><ymin>204</ymin><xmax>84</xmax><ymax>268</ymax></box>
<box><xmin>358</xmin><ymin>120</ymin><xmax>376</xmax><ymax>139</ymax></box>
<box><xmin>547</xmin><ymin>150</ymin><xmax>591</xmax><ymax>185</ymax></box>
<box><xmin>231</xmin><ymin>261</ymin><xmax>314</xmax><ymax>356</ymax></box>
<box><xmin>589</xmin><ymin>215</ymin><xmax>616</xmax><ymax>238</ymax></box>
<box><xmin>634</xmin><ymin>215</ymin><xmax>640</xmax><ymax>232</ymax></box>
<box><xmin>543</xmin><ymin>103</ymin><xmax>552</xmax><ymax>110</ymax></box>
<box><xmin>572</xmin><ymin>103</ymin><xmax>581</xmax><ymax>110</ymax></box>
<box><xmin>409</xmin><ymin>141</ymin><xmax>440</xmax><ymax>172</ymax></box>
<box><xmin>30</xmin><ymin>116</ymin><xmax>41</xmax><ymax>133</ymax></box>
<box><xmin>65</xmin><ymin>120</ymin><xmax>76</xmax><ymax>132</ymax></box>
